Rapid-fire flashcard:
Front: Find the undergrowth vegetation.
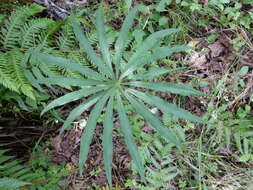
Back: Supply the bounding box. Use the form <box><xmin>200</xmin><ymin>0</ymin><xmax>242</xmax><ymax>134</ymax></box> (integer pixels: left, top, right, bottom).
<box><xmin>0</xmin><ymin>0</ymin><xmax>252</xmax><ymax>190</ymax></box>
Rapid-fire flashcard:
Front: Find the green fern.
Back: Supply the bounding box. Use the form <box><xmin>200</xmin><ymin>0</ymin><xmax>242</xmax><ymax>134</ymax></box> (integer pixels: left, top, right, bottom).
<box><xmin>0</xmin><ymin>49</ymin><xmax>35</xmax><ymax>99</ymax></box>
<box><xmin>142</xmin><ymin>140</ymin><xmax>180</xmax><ymax>189</ymax></box>
<box><xmin>0</xmin><ymin>3</ymin><xmax>45</xmax><ymax>49</ymax></box>
<box><xmin>0</xmin><ymin>52</ymin><xmax>18</xmax><ymax>92</ymax></box>
<box><xmin>0</xmin><ymin>5</ymin><xmax>83</xmax><ymax>102</ymax></box>
<box><xmin>20</xmin><ymin>18</ymin><xmax>55</xmax><ymax>49</ymax></box>
<box><xmin>57</xmin><ymin>21</ymin><xmax>77</xmax><ymax>50</ymax></box>
<box><xmin>0</xmin><ymin>149</ymin><xmax>37</xmax><ymax>190</ymax></box>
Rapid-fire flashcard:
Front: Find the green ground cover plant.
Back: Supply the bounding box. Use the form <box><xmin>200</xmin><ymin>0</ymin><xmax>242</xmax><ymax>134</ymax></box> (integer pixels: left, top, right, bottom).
<box><xmin>0</xmin><ymin>147</ymin><xmax>71</xmax><ymax>190</ymax></box>
<box><xmin>30</xmin><ymin>5</ymin><xmax>207</xmax><ymax>185</ymax></box>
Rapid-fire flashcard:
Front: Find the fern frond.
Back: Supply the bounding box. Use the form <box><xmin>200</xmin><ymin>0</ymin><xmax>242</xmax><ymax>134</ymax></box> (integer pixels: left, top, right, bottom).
<box><xmin>136</xmin><ymin>138</ymin><xmax>179</xmax><ymax>189</ymax></box>
<box><xmin>0</xmin><ymin>3</ymin><xmax>45</xmax><ymax>49</ymax></box>
<box><xmin>0</xmin><ymin>150</ymin><xmax>37</xmax><ymax>190</ymax></box>
<box><xmin>35</xmin><ymin>20</ymin><xmax>64</xmax><ymax>50</ymax></box>
<box><xmin>0</xmin><ymin>52</ymin><xmax>19</xmax><ymax>92</ymax></box>
<box><xmin>85</xmin><ymin>29</ymin><xmax>98</xmax><ymax>44</ymax></box>
<box><xmin>68</xmin><ymin>52</ymin><xmax>88</xmax><ymax>67</ymax></box>
<box><xmin>57</xmin><ymin>22</ymin><xmax>77</xmax><ymax>50</ymax></box>
<box><xmin>20</xmin><ymin>18</ymin><xmax>55</xmax><ymax>49</ymax></box>
<box><xmin>1</xmin><ymin>49</ymin><xmax>35</xmax><ymax>99</ymax></box>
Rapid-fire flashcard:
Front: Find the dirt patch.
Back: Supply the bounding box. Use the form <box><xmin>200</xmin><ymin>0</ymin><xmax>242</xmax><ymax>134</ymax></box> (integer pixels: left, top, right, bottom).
<box><xmin>50</xmin><ymin>120</ymin><xmax>132</xmax><ymax>189</ymax></box>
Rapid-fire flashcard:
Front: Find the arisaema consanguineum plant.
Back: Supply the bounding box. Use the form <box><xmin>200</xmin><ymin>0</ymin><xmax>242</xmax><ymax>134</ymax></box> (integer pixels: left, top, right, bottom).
<box><xmin>31</xmin><ymin>6</ymin><xmax>207</xmax><ymax>185</ymax></box>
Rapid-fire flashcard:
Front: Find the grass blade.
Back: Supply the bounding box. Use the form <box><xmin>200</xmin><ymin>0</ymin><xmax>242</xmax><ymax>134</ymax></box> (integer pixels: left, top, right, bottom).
<box><xmin>42</xmin><ymin>86</ymin><xmax>109</xmax><ymax>115</ymax></box>
<box><xmin>96</xmin><ymin>7</ymin><xmax>114</xmax><ymax>76</ymax></box>
<box><xmin>125</xmin><ymin>81</ymin><xmax>206</xmax><ymax>96</ymax></box>
<box><xmin>116</xmin><ymin>94</ymin><xmax>145</xmax><ymax>181</ymax></box>
<box><xmin>124</xmin><ymin>92</ymin><xmax>181</xmax><ymax>147</ymax></box>
<box><xmin>70</xmin><ymin>15</ymin><xmax>114</xmax><ymax>78</ymax></box>
<box><xmin>127</xmin><ymin>89</ymin><xmax>208</xmax><ymax>124</ymax></box>
<box><xmin>102</xmin><ymin>95</ymin><xmax>114</xmax><ymax>186</ymax></box>
<box><xmin>60</xmin><ymin>91</ymin><xmax>107</xmax><ymax>133</ymax></box>
<box><xmin>79</xmin><ymin>91</ymin><xmax>111</xmax><ymax>174</ymax></box>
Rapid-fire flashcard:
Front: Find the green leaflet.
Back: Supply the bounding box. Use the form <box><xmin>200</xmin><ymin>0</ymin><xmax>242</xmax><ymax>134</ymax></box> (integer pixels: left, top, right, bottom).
<box><xmin>36</xmin><ymin>77</ymin><xmax>105</xmax><ymax>87</ymax></box>
<box><xmin>114</xmin><ymin>7</ymin><xmax>138</xmax><ymax>77</ymax></box>
<box><xmin>95</xmin><ymin>7</ymin><xmax>114</xmax><ymax>76</ymax></box>
<box><xmin>103</xmin><ymin>95</ymin><xmax>114</xmax><ymax>186</ymax></box>
<box><xmin>124</xmin><ymin>92</ymin><xmax>181</xmax><ymax>148</ymax></box>
<box><xmin>127</xmin><ymin>89</ymin><xmax>208</xmax><ymax>124</ymax></box>
<box><xmin>70</xmin><ymin>15</ymin><xmax>114</xmax><ymax>78</ymax></box>
<box><xmin>79</xmin><ymin>91</ymin><xmax>112</xmax><ymax>174</ymax></box>
<box><xmin>60</xmin><ymin>91</ymin><xmax>106</xmax><ymax>133</ymax></box>
<box><xmin>116</xmin><ymin>94</ymin><xmax>145</xmax><ymax>181</ymax></box>
<box><xmin>42</xmin><ymin>86</ymin><xmax>109</xmax><ymax>115</ymax></box>
<box><xmin>125</xmin><ymin>81</ymin><xmax>206</xmax><ymax>96</ymax></box>
<box><xmin>32</xmin><ymin>52</ymin><xmax>106</xmax><ymax>80</ymax></box>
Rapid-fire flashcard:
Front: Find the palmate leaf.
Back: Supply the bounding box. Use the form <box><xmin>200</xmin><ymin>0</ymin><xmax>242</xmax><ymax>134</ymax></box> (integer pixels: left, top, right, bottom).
<box><xmin>116</xmin><ymin>94</ymin><xmax>145</xmax><ymax>181</ymax></box>
<box><xmin>114</xmin><ymin>7</ymin><xmax>138</xmax><ymax>76</ymax></box>
<box><xmin>36</xmin><ymin>77</ymin><xmax>106</xmax><ymax>87</ymax></box>
<box><xmin>42</xmin><ymin>86</ymin><xmax>109</xmax><ymax>115</ymax></box>
<box><xmin>70</xmin><ymin>15</ymin><xmax>114</xmax><ymax>79</ymax></box>
<box><xmin>79</xmin><ymin>90</ymin><xmax>112</xmax><ymax>174</ymax></box>
<box><xmin>95</xmin><ymin>7</ymin><xmax>113</xmax><ymax>74</ymax></box>
<box><xmin>32</xmin><ymin>52</ymin><xmax>106</xmax><ymax>80</ymax></box>
<box><xmin>60</xmin><ymin>91</ymin><xmax>107</xmax><ymax>133</ymax></box>
<box><xmin>125</xmin><ymin>81</ymin><xmax>206</xmax><ymax>96</ymax></box>
<box><xmin>31</xmin><ymin>5</ymin><xmax>207</xmax><ymax>186</ymax></box>
<box><xmin>127</xmin><ymin>88</ymin><xmax>208</xmax><ymax>124</ymax></box>
<box><xmin>103</xmin><ymin>95</ymin><xmax>114</xmax><ymax>186</ymax></box>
